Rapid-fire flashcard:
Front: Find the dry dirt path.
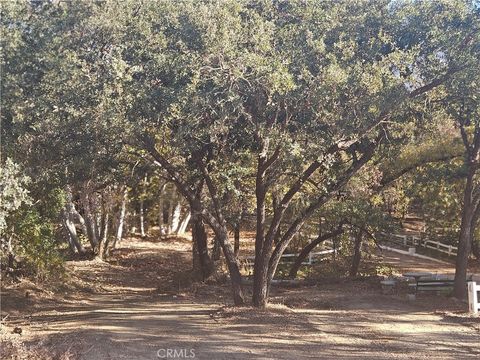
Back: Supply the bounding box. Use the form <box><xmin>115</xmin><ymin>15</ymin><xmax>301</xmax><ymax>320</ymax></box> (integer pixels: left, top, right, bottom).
<box><xmin>378</xmin><ymin>247</ymin><xmax>480</xmax><ymax>280</ymax></box>
<box><xmin>2</xmin><ymin>236</ymin><xmax>480</xmax><ymax>359</ymax></box>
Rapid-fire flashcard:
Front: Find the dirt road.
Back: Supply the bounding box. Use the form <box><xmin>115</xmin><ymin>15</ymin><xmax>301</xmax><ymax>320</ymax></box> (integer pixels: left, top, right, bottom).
<box><xmin>1</xmin><ymin>236</ymin><xmax>479</xmax><ymax>359</ymax></box>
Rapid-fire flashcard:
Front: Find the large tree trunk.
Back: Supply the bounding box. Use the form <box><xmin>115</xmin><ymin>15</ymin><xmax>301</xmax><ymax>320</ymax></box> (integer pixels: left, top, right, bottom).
<box><xmin>289</xmin><ymin>227</ymin><xmax>344</xmax><ymax>278</ymax></box>
<box><xmin>349</xmin><ymin>229</ymin><xmax>364</xmax><ymax>278</ymax></box>
<box><xmin>252</xmin><ymin>153</ymin><xmax>269</xmax><ymax>308</ymax></box>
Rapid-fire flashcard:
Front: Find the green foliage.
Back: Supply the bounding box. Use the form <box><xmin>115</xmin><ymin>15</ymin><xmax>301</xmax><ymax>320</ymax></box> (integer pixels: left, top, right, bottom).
<box><xmin>0</xmin><ymin>158</ymin><xmax>31</xmax><ymax>233</ymax></box>
<box><xmin>1</xmin><ymin>0</ymin><xmax>479</xmax><ymax>287</ymax></box>
<box><xmin>11</xmin><ymin>207</ymin><xmax>65</xmax><ymax>280</ymax></box>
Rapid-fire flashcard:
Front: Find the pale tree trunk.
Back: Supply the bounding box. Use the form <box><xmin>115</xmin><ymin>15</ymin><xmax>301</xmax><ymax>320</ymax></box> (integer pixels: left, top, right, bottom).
<box><xmin>63</xmin><ymin>225</ymin><xmax>77</xmax><ymax>253</ymax></box>
<box><xmin>177</xmin><ymin>211</ymin><xmax>191</xmax><ymax>235</ymax></box>
<box><xmin>113</xmin><ymin>187</ymin><xmax>127</xmax><ymax>249</ymax></box>
<box><xmin>139</xmin><ymin>199</ymin><xmax>146</xmax><ymax>238</ymax></box>
<box><xmin>81</xmin><ymin>190</ymin><xmax>99</xmax><ymax>250</ymax></box>
<box><xmin>167</xmin><ymin>189</ymin><xmax>176</xmax><ymax>234</ymax></box>
<box><xmin>63</xmin><ymin>186</ymin><xmax>86</xmax><ymax>254</ymax></box>
<box><xmin>98</xmin><ymin>191</ymin><xmax>112</xmax><ymax>259</ymax></box>
<box><xmin>95</xmin><ymin>198</ymin><xmax>102</xmax><ymax>240</ymax></box>
<box><xmin>65</xmin><ymin>186</ymin><xmax>90</xmax><ymax>247</ymax></box>
<box><xmin>98</xmin><ymin>212</ymin><xmax>110</xmax><ymax>259</ymax></box>
<box><xmin>62</xmin><ymin>208</ymin><xmax>85</xmax><ymax>254</ymax></box>
<box><xmin>158</xmin><ymin>184</ymin><xmax>166</xmax><ymax>235</ymax></box>
<box><xmin>7</xmin><ymin>235</ymin><xmax>16</xmax><ymax>272</ymax></box>
<box><xmin>171</xmin><ymin>202</ymin><xmax>182</xmax><ymax>234</ymax></box>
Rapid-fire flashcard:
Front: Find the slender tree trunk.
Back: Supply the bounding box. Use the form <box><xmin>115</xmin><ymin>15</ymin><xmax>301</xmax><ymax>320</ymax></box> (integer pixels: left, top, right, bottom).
<box><xmin>158</xmin><ymin>184</ymin><xmax>165</xmax><ymax>235</ymax></box>
<box><xmin>454</xmin><ymin>167</ymin><xmax>475</xmax><ymax>299</ymax></box>
<box><xmin>265</xmin><ymin>145</ymin><xmax>377</xmax><ymax>301</ymax></box>
<box><xmin>112</xmin><ymin>187</ymin><xmax>127</xmax><ymax>249</ymax></box>
<box><xmin>167</xmin><ymin>196</ymin><xmax>175</xmax><ymax>234</ymax></box>
<box><xmin>177</xmin><ymin>211</ymin><xmax>191</xmax><ymax>234</ymax></box>
<box><xmin>171</xmin><ymin>201</ymin><xmax>182</xmax><ymax>234</ymax></box>
<box><xmin>212</xmin><ymin>236</ymin><xmax>221</xmax><ymax>261</ymax></box>
<box><xmin>7</xmin><ymin>235</ymin><xmax>15</xmax><ymax>272</ymax></box>
<box><xmin>62</xmin><ymin>209</ymin><xmax>85</xmax><ymax>254</ymax></box>
<box><xmin>142</xmin><ymin>139</ymin><xmax>244</xmax><ymax>305</ymax></box>
<box><xmin>99</xmin><ymin>213</ymin><xmax>110</xmax><ymax>259</ymax></box>
<box><xmin>139</xmin><ymin>199</ymin><xmax>146</xmax><ymax>238</ymax></box>
<box><xmin>234</xmin><ymin>223</ymin><xmax>240</xmax><ymax>257</ymax></box>
<box><xmin>289</xmin><ymin>227</ymin><xmax>344</xmax><ymax>278</ymax></box>
<box><xmin>468</xmin><ymin>205</ymin><xmax>480</xmax><ymax>261</ymax></box>
<box><xmin>215</xmin><ymin>227</ymin><xmax>244</xmax><ymax>305</ymax></box>
<box><xmin>191</xmin><ymin>214</ymin><xmax>214</xmax><ymax>279</ymax></box>
<box><xmin>65</xmin><ymin>186</ymin><xmax>91</xmax><ymax>248</ymax></box>
<box><xmin>349</xmin><ymin>229</ymin><xmax>364</xmax><ymax>278</ymax></box>
<box><xmin>64</xmin><ymin>231</ymin><xmax>77</xmax><ymax>253</ymax></box>
<box><xmin>81</xmin><ymin>192</ymin><xmax>99</xmax><ymax>251</ymax></box>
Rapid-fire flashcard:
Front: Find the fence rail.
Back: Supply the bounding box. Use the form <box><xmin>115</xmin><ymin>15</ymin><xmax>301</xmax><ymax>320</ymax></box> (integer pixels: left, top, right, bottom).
<box><xmin>239</xmin><ymin>239</ymin><xmax>337</xmax><ymax>266</ymax></box>
<box><xmin>381</xmin><ymin>233</ymin><xmax>458</xmax><ymax>257</ymax></box>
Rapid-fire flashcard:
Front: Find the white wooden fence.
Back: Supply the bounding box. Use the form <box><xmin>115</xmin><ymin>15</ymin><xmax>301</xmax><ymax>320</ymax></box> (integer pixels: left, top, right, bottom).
<box><xmin>240</xmin><ymin>238</ymin><xmax>337</xmax><ymax>266</ymax></box>
<box><xmin>384</xmin><ymin>233</ymin><xmax>458</xmax><ymax>257</ymax></box>
<box><xmin>468</xmin><ymin>281</ymin><xmax>479</xmax><ymax>315</ymax></box>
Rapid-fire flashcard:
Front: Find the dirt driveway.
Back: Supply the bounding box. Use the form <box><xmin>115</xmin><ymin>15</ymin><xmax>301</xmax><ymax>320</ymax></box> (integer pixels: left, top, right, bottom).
<box><xmin>1</xmin><ymin>236</ymin><xmax>479</xmax><ymax>359</ymax></box>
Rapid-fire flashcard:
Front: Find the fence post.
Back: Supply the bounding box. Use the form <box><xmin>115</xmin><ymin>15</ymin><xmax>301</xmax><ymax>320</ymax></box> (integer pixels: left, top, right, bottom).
<box><xmin>468</xmin><ymin>282</ymin><xmax>478</xmax><ymax>315</ymax></box>
<box><xmin>403</xmin><ymin>236</ymin><xmax>407</xmax><ymax>246</ymax></box>
<box><xmin>448</xmin><ymin>246</ymin><xmax>452</xmax><ymax>256</ymax></box>
<box><xmin>309</xmin><ymin>252</ymin><xmax>312</xmax><ymax>265</ymax></box>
